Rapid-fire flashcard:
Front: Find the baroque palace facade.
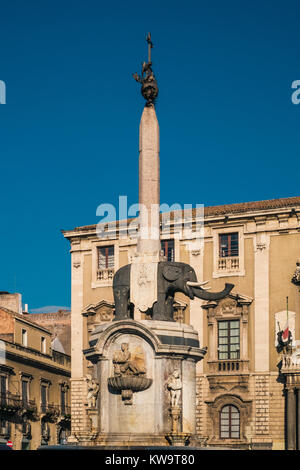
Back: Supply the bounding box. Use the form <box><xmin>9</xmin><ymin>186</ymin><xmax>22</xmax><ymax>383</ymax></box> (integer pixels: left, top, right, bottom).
<box><xmin>0</xmin><ymin>293</ymin><xmax>71</xmax><ymax>449</ymax></box>
<box><xmin>63</xmin><ymin>195</ymin><xmax>300</xmax><ymax>450</ymax></box>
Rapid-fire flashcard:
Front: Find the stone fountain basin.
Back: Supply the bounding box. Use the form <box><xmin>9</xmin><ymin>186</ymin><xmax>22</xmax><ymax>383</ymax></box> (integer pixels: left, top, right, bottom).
<box><xmin>108</xmin><ymin>376</ymin><xmax>152</xmax><ymax>392</ymax></box>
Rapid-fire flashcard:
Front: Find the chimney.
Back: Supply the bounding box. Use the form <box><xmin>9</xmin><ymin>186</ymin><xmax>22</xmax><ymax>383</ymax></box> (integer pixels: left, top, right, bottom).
<box><xmin>0</xmin><ymin>292</ymin><xmax>22</xmax><ymax>314</ymax></box>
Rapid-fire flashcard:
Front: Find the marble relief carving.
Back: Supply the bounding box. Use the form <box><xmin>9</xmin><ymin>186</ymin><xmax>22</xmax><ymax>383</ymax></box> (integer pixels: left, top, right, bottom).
<box><xmin>108</xmin><ymin>343</ymin><xmax>152</xmax><ymax>405</ymax></box>
<box><xmin>167</xmin><ymin>369</ymin><xmax>182</xmax><ymax>407</ymax></box>
<box><xmin>86</xmin><ymin>375</ymin><xmax>100</xmax><ymax>409</ymax></box>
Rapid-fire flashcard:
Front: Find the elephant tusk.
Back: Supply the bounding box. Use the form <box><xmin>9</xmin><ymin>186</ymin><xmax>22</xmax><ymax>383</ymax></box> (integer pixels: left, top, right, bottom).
<box><xmin>186</xmin><ymin>281</ymin><xmax>209</xmax><ymax>287</ymax></box>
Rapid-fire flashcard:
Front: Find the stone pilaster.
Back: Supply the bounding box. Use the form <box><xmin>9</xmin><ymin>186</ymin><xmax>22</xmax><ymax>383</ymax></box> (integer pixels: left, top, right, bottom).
<box><xmin>286</xmin><ymin>387</ymin><xmax>296</xmax><ymax>450</ymax></box>
<box><xmin>254</xmin><ymin>232</ymin><xmax>270</xmax><ymax>371</ymax></box>
<box><xmin>188</xmin><ymin>247</ymin><xmax>204</xmax><ymax>373</ymax></box>
<box><xmin>251</xmin><ymin>374</ymin><xmax>272</xmax><ymax>449</ymax></box>
<box><xmin>70</xmin><ymin>246</ymin><xmax>84</xmax><ymax>378</ymax></box>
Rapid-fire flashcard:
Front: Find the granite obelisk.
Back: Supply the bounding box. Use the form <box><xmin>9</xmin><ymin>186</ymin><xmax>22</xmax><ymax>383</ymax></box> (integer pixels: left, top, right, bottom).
<box><xmin>131</xmin><ymin>33</ymin><xmax>161</xmax><ymax>319</ymax></box>
<box><xmin>138</xmin><ymin>104</ymin><xmax>160</xmax><ymax>254</ymax></box>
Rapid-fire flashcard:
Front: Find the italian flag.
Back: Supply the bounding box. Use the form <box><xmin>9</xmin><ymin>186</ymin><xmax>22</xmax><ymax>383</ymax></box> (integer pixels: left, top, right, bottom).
<box><xmin>282</xmin><ymin>321</ymin><xmax>289</xmax><ymax>343</ymax></box>
<box><xmin>282</xmin><ymin>296</ymin><xmax>290</xmax><ymax>344</ymax></box>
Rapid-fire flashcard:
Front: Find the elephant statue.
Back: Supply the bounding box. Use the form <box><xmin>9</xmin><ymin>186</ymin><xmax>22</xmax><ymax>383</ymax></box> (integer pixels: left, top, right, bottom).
<box><xmin>113</xmin><ymin>261</ymin><xmax>234</xmax><ymax>322</ymax></box>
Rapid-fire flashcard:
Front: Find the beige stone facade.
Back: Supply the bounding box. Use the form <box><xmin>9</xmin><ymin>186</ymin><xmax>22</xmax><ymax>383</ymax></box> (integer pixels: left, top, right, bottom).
<box><xmin>0</xmin><ymin>303</ymin><xmax>71</xmax><ymax>449</ymax></box>
<box><xmin>63</xmin><ymin>195</ymin><xmax>300</xmax><ymax>449</ymax></box>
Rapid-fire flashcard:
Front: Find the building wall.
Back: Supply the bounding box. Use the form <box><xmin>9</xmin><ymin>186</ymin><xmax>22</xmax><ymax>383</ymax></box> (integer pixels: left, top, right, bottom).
<box><xmin>63</xmin><ymin>200</ymin><xmax>300</xmax><ymax>448</ymax></box>
<box><xmin>0</xmin><ymin>309</ymin><xmax>71</xmax><ymax>450</ymax></box>
<box><xmin>0</xmin><ymin>293</ymin><xmax>22</xmax><ymax>315</ymax></box>
<box><xmin>14</xmin><ymin>317</ymin><xmax>52</xmax><ymax>355</ymax></box>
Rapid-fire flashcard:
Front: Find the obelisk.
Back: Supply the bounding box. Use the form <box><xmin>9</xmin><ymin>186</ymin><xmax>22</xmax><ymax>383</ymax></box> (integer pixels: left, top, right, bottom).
<box><xmin>138</xmin><ymin>104</ymin><xmax>160</xmax><ymax>254</ymax></box>
<box><xmin>131</xmin><ymin>33</ymin><xmax>161</xmax><ymax>319</ymax></box>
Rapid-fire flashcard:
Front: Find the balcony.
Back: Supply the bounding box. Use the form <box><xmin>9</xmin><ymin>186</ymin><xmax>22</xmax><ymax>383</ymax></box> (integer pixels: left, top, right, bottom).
<box><xmin>207</xmin><ymin>359</ymin><xmax>249</xmax><ymax>375</ymax></box>
<box><xmin>59</xmin><ymin>405</ymin><xmax>71</xmax><ymax>421</ymax></box>
<box><xmin>0</xmin><ymin>392</ymin><xmax>22</xmax><ymax>412</ymax></box>
<box><xmin>207</xmin><ymin>360</ymin><xmax>250</xmax><ymax>392</ymax></box>
<box><xmin>52</xmin><ymin>350</ymin><xmax>71</xmax><ymax>367</ymax></box>
<box><xmin>97</xmin><ymin>268</ymin><xmax>114</xmax><ymax>281</ymax></box>
<box><xmin>21</xmin><ymin>398</ymin><xmax>38</xmax><ymax>417</ymax></box>
<box><xmin>40</xmin><ymin>402</ymin><xmax>60</xmax><ymax>420</ymax></box>
<box><xmin>218</xmin><ymin>257</ymin><xmax>239</xmax><ymax>272</ymax></box>
<box><xmin>281</xmin><ymin>349</ymin><xmax>300</xmax><ymax>377</ymax></box>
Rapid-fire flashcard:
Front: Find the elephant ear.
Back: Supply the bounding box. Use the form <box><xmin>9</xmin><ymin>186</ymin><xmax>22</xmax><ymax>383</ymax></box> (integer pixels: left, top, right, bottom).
<box><xmin>162</xmin><ymin>265</ymin><xmax>181</xmax><ymax>282</ymax></box>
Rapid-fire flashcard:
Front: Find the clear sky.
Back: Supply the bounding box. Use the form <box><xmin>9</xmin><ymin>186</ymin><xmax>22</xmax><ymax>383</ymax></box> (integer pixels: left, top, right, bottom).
<box><xmin>0</xmin><ymin>0</ymin><xmax>299</xmax><ymax>309</ymax></box>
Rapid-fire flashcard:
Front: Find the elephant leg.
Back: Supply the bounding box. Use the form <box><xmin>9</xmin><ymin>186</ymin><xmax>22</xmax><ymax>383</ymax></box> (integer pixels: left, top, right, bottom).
<box><xmin>165</xmin><ymin>295</ymin><xmax>175</xmax><ymax>321</ymax></box>
<box><xmin>152</xmin><ymin>293</ymin><xmax>174</xmax><ymax>321</ymax></box>
<box><xmin>113</xmin><ymin>286</ymin><xmax>130</xmax><ymax>320</ymax></box>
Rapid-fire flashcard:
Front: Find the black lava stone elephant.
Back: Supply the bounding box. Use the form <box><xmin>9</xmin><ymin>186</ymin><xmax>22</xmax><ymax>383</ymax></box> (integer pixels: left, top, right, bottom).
<box><xmin>113</xmin><ymin>261</ymin><xmax>234</xmax><ymax>322</ymax></box>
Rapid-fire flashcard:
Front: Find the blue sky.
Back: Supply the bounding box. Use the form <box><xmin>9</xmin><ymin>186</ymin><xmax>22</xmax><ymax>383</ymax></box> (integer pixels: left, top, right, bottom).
<box><xmin>0</xmin><ymin>0</ymin><xmax>299</xmax><ymax>309</ymax></box>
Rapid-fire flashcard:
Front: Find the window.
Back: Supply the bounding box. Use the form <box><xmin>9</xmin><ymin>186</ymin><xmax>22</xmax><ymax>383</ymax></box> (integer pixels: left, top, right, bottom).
<box><xmin>161</xmin><ymin>239</ymin><xmax>175</xmax><ymax>262</ymax></box>
<box><xmin>22</xmin><ymin>379</ymin><xmax>28</xmax><ymax>406</ymax></box>
<box><xmin>0</xmin><ymin>418</ymin><xmax>8</xmax><ymax>436</ymax></box>
<box><xmin>219</xmin><ymin>233</ymin><xmax>239</xmax><ymax>258</ymax></box>
<box><xmin>60</xmin><ymin>388</ymin><xmax>66</xmax><ymax>415</ymax></box>
<box><xmin>220</xmin><ymin>405</ymin><xmax>240</xmax><ymax>439</ymax></box>
<box><xmin>22</xmin><ymin>329</ymin><xmax>27</xmax><ymax>347</ymax></box>
<box><xmin>98</xmin><ymin>246</ymin><xmax>114</xmax><ymax>270</ymax></box>
<box><xmin>0</xmin><ymin>375</ymin><xmax>6</xmax><ymax>405</ymax></box>
<box><xmin>41</xmin><ymin>337</ymin><xmax>46</xmax><ymax>354</ymax></box>
<box><xmin>97</xmin><ymin>246</ymin><xmax>115</xmax><ymax>281</ymax></box>
<box><xmin>218</xmin><ymin>320</ymin><xmax>240</xmax><ymax>360</ymax></box>
<box><xmin>59</xmin><ymin>428</ymin><xmax>68</xmax><ymax>445</ymax></box>
<box><xmin>213</xmin><ymin>227</ymin><xmax>245</xmax><ymax>278</ymax></box>
<box><xmin>41</xmin><ymin>384</ymin><xmax>47</xmax><ymax>413</ymax></box>
<box><xmin>41</xmin><ymin>421</ymin><xmax>50</xmax><ymax>443</ymax></box>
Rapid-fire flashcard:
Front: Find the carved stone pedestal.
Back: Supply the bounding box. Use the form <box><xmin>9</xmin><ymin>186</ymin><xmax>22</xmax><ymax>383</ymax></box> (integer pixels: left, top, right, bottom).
<box><xmin>166</xmin><ymin>432</ymin><xmax>191</xmax><ymax>447</ymax></box>
<box><xmin>81</xmin><ymin>319</ymin><xmax>206</xmax><ymax>447</ymax></box>
<box><xmin>170</xmin><ymin>406</ymin><xmax>181</xmax><ymax>433</ymax></box>
<box><xmin>165</xmin><ymin>405</ymin><xmax>191</xmax><ymax>447</ymax></box>
<box><xmin>86</xmin><ymin>408</ymin><xmax>99</xmax><ymax>434</ymax></box>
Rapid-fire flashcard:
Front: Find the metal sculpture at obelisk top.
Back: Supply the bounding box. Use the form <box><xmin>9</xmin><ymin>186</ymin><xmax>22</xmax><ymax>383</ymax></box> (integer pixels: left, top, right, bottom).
<box><xmin>133</xmin><ymin>33</ymin><xmax>159</xmax><ymax>107</ymax></box>
<box><xmin>83</xmin><ymin>35</ymin><xmax>234</xmax><ymax>448</ymax></box>
<box><xmin>112</xmin><ymin>33</ymin><xmax>234</xmax><ymax>322</ymax></box>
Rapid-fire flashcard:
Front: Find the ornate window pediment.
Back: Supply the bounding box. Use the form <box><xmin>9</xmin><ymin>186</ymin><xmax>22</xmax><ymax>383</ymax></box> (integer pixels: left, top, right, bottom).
<box><xmin>82</xmin><ymin>300</ymin><xmax>115</xmax><ymax>329</ymax></box>
<box><xmin>202</xmin><ymin>293</ymin><xmax>252</xmax><ymax>376</ymax></box>
<box><xmin>212</xmin><ymin>227</ymin><xmax>245</xmax><ymax>278</ymax></box>
<box><xmin>205</xmin><ymin>394</ymin><xmax>252</xmax><ymax>446</ymax></box>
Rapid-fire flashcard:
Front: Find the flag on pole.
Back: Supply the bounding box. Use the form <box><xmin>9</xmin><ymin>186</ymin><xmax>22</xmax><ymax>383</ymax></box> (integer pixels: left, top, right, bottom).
<box><xmin>282</xmin><ymin>296</ymin><xmax>290</xmax><ymax>344</ymax></box>
<box><xmin>282</xmin><ymin>322</ymin><xmax>289</xmax><ymax>343</ymax></box>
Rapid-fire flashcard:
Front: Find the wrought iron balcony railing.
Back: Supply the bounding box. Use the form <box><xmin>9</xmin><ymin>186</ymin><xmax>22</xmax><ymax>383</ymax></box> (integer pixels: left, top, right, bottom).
<box><xmin>40</xmin><ymin>402</ymin><xmax>60</xmax><ymax>417</ymax></box>
<box><xmin>21</xmin><ymin>398</ymin><xmax>38</xmax><ymax>414</ymax></box>
<box><xmin>0</xmin><ymin>392</ymin><xmax>22</xmax><ymax>411</ymax></box>
<box><xmin>59</xmin><ymin>405</ymin><xmax>71</xmax><ymax>418</ymax></box>
<box><xmin>0</xmin><ymin>393</ymin><xmax>37</xmax><ymax>415</ymax></box>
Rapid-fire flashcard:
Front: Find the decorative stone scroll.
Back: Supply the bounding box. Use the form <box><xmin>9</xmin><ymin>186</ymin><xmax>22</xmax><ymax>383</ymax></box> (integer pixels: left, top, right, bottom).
<box><xmin>108</xmin><ymin>343</ymin><xmax>152</xmax><ymax>405</ymax></box>
<box><xmin>291</xmin><ymin>259</ymin><xmax>300</xmax><ymax>286</ymax></box>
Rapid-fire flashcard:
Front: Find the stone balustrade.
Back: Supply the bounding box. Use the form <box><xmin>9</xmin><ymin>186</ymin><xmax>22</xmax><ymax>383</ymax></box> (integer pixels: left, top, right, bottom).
<box><xmin>218</xmin><ymin>256</ymin><xmax>240</xmax><ymax>271</ymax></box>
<box><xmin>97</xmin><ymin>268</ymin><xmax>114</xmax><ymax>281</ymax></box>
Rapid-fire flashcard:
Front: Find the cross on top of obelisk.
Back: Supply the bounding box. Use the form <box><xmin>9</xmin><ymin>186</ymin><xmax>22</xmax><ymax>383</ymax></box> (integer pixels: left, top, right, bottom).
<box><xmin>146</xmin><ymin>32</ymin><xmax>153</xmax><ymax>64</ymax></box>
<box><xmin>133</xmin><ymin>32</ymin><xmax>159</xmax><ymax>107</ymax></box>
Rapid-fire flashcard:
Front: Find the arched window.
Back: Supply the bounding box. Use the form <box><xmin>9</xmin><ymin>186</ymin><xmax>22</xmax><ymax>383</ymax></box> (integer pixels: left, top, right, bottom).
<box><xmin>220</xmin><ymin>405</ymin><xmax>240</xmax><ymax>439</ymax></box>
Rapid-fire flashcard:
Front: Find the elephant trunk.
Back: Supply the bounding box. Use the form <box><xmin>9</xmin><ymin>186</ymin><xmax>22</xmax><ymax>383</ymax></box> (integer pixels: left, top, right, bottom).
<box><xmin>187</xmin><ymin>282</ymin><xmax>234</xmax><ymax>301</ymax></box>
